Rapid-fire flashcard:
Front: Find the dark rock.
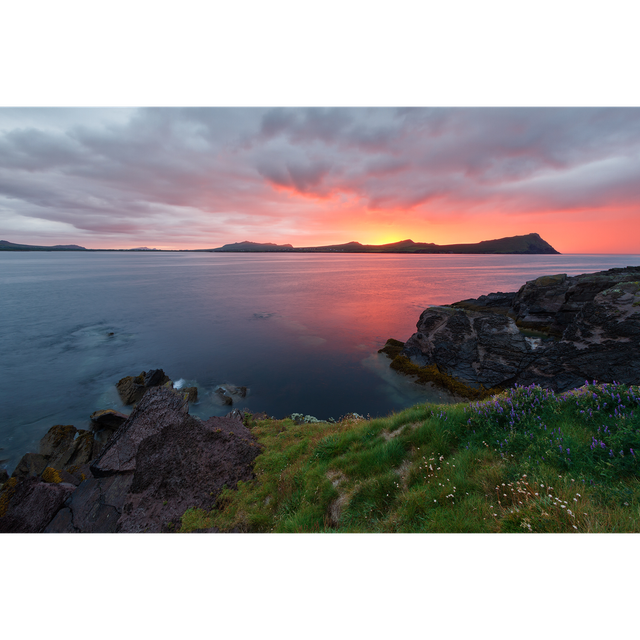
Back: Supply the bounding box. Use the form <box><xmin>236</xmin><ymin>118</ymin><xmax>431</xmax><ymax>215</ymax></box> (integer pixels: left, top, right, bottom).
<box><xmin>11</xmin><ymin>453</ymin><xmax>49</xmax><ymax>480</ymax></box>
<box><xmin>116</xmin><ymin>372</ymin><xmax>146</xmax><ymax>405</ymax></box>
<box><xmin>116</xmin><ymin>369</ymin><xmax>173</xmax><ymax>405</ymax></box>
<box><xmin>39</xmin><ymin>424</ymin><xmax>77</xmax><ymax>459</ymax></box>
<box><xmin>214</xmin><ymin>387</ymin><xmax>233</xmax><ymax>406</ymax></box>
<box><xmin>0</xmin><ymin>477</ymin><xmax>75</xmax><ymax>533</ymax></box>
<box><xmin>144</xmin><ymin>369</ymin><xmax>171</xmax><ymax>388</ymax></box>
<box><xmin>399</xmin><ymin>267</ymin><xmax>640</xmax><ymax>393</ymax></box>
<box><xmin>90</xmin><ymin>409</ymin><xmax>129</xmax><ymax>429</ymax></box>
<box><xmin>49</xmin><ymin>430</ymin><xmax>95</xmax><ymax>469</ymax></box>
<box><xmin>85</xmin><ymin>386</ymin><xmax>261</xmax><ymax>533</ymax></box>
<box><xmin>452</xmin><ymin>266</ymin><xmax>640</xmax><ymax>337</ymax></box>
<box><xmin>6</xmin><ymin>382</ymin><xmax>262</xmax><ymax>533</ymax></box>
<box><xmin>181</xmin><ymin>386</ymin><xmax>198</xmax><ymax>402</ymax></box>
<box><xmin>0</xmin><ymin>469</ymin><xmax>8</xmax><ymax>485</ymax></box>
<box><xmin>222</xmin><ymin>384</ymin><xmax>247</xmax><ymax>398</ymax></box>
<box><xmin>43</xmin><ymin>474</ymin><xmax>131</xmax><ymax>533</ymax></box>
<box><xmin>451</xmin><ymin>291</ymin><xmax>517</xmax><ymax>316</ymax></box>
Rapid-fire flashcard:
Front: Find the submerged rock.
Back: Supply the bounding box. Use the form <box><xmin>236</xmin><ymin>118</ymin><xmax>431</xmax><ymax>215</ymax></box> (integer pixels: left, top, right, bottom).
<box><xmin>212</xmin><ymin>384</ymin><xmax>247</xmax><ymax>407</ymax></box>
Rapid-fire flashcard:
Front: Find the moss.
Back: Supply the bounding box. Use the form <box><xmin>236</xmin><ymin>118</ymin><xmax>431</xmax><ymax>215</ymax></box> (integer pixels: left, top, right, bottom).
<box><xmin>41</xmin><ymin>467</ymin><xmax>63</xmax><ymax>484</ymax></box>
<box><xmin>0</xmin><ymin>476</ymin><xmax>18</xmax><ymax>518</ymax></box>
<box><xmin>389</xmin><ymin>355</ymin><xmax>500</xmax><ymax>400</ymax></box>
<box><xmin>378</xmin><ymin>338</ymin><xmax>405</xmax><ymax>359</ymax></box>
<box><xmin>533</xmin><ymin>274</ymin><xmax>566</xmax><ymax>287</ymax></box>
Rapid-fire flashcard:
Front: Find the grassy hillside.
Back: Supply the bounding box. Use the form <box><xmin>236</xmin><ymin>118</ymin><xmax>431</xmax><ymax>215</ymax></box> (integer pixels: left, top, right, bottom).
<box><xmin>181</xmin><ymin>381</ymin><xmax>640</xmax><ymax>533</ymax></box>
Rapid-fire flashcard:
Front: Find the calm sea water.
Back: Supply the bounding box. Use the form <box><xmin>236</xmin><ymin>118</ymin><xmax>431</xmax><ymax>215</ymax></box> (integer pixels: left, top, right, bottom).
<box><xmin>1</xmin><ymin>252</ymin><xmax>638</xmax><ymax>473</ymax></box>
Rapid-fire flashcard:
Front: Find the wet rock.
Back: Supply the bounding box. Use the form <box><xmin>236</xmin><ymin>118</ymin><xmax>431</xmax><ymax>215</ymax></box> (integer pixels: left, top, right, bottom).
<box><xmin>175</xmin><ymin>386</ymin><xmax>198</xmax><ymax>403</ymax></box>
<box><xmin>214</xmin><ymin>387</ymin><xmax>233</xmax><ymax>406</ymax></box>
<box><xmin>0</xmin><ymin>469</ymin><xmax>8</xmax><ymax>486</ymax></box>
<box><xmin>116</xmin><ymin>369</ymin><xmax>173</xmax><ymax>405</ymax></box>
<box><xmin>116</xmin><ymin>372</ymin><xmax>147</xmax><ymax>405</ymax></box>
<box><xmin>11</xmin><ymin>428</ymin><xmax>96</xmax><ymax>484</ymax></box>
<box><xmin>220</xmin><ymin>384</ymin><xmax>247</xmax><ymax>398</ymax></box>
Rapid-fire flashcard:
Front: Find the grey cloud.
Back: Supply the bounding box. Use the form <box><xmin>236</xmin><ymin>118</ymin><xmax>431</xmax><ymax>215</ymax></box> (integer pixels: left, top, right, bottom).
<box><xmin>257</xmin><ymin>159</ymin><xmax>331</xmax><ymax>193</ymax></box>
<box><xmin>1</xmin><ymin>107</ymin><xmax>640</xmax><ymax>247</ymax></box>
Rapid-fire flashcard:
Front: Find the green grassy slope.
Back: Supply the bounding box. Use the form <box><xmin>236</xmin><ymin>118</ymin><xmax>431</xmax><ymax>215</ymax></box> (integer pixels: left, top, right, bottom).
<box><xmin>181</xmin><ymin>382</ymin><xmax>640</xmax><ymax>533</ymax></box>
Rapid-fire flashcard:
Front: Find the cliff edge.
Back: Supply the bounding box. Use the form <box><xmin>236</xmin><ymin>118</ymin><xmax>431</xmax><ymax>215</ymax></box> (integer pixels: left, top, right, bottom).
<box><xmin>388</xmin><ymin>266</ymin><xmax>640</xmax><ymax>394</ymax></box>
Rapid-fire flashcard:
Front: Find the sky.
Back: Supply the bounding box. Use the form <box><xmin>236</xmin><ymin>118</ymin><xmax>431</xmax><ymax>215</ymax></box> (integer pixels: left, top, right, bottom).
<box><xmin>1</xmin><ymin>107</ymin><xmax>639</xmax><ymax>253</ymax></box>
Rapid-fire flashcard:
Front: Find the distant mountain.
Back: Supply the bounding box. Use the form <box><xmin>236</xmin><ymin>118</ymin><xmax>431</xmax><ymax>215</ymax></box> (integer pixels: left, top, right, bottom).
<box><xmin>209</xmin><ymin>233</ymin><xmax>559</xmax><ymax>255</ymax></box>
<box><xmin>212</xmin><ymin>241</ymin><xmax>295</xmax><ymax>252</ymax></box>
<box><xmin>423</xmin><ymin>233</ymin><xmax>559</xmax><ymax>255</ymax></box>
<box><xmin>0</xmin><ymin>240</ymin><xmax>87</xmax><ymax>251</ymax></box>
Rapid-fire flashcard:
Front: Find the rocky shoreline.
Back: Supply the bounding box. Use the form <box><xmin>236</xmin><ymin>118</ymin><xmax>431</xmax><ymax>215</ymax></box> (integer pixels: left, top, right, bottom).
<box><xmin>5</xmin><ymin>265</ymin><xmax>640</xmax><ymax>532</ymax></box>
<box><xmin>382</xmin><ymin>265</ymin><xmax>640</xmax><ymax>395</ymax></box>
<box><xmin>0</xmin><ymin>370</ymin><xmax>262</xmax><ymax>533</ymax></box>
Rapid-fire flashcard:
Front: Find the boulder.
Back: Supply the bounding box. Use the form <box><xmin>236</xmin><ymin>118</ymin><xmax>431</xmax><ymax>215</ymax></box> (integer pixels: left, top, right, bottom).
<box><xmin>10</xmin><ymin>423</ymin><xmax>98</xmax><ymax>484</ymax></box>
<box><xmin>116</xmin><ymin>369</ymin><xmax>173</xmax><ymax>405</ymax></box>
<box><xmin>0</xmin><ymin>477</ymin><xmax>75</xmax><ymax>533</ymax></box>
<box><xmin>115</xmin><ymin>372</ymin><xmax>147</xmax><ymax>405</ymax></box>
<box><xmin>11</xmin><ymin>453</ymin><xmax>49</xmax><ymax>480</ymax></box>
<box><xmin>0</xmin><ymin>468</ymin><xmax>8</xmax><ymax>486</ymax></box>
<box><xmin>214</xmin><ymin>387</ymin><xmax>233</xmax><ymax>406</ymax></box>
<box><xmin>181</xmin><ymin>386</ymin><xmax>198</xmax><ymax>402</ymax></box>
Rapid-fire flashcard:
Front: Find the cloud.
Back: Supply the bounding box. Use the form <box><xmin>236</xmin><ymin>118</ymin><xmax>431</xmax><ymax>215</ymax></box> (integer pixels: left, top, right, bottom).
<box><xmin>0</xmin><ymin>107</ymin><xmax>639</xmax><ymax>248</ymax></box>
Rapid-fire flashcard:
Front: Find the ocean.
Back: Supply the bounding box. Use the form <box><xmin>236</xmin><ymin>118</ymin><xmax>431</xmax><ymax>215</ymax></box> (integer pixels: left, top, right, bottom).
<box><xmin>1</xmin><ymin>251</ymin><xmax>638</xmax><ymax>474</ymax></box>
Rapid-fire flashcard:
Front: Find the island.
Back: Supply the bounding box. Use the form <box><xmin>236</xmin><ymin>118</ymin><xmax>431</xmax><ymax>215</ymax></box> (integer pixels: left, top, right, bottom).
<box><xmin>209</xmin><ymin>233</ymin><xmax>559</xmax><ymax>254</ymax></box>
<box><xmin>0</xmin><ymin>233</ymin><xmax>560</xmax><ymax>254</ymax></box>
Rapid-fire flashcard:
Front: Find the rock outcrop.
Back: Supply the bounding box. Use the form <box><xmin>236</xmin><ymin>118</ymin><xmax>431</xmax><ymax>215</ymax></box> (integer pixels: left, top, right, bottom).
<box><xmin>1</xmin><ymin>384</ymin><xmax>261</xmax><ymax>533</ymax></box>
<box><xmin>396</xmin><ymin>266</ymin><xmax>640</xmax><ymax>393</ymax></box>
<box><xmin>115</xmin><ymin>368</ymin><xmax>172</xmax><ymax>405</ymax></box>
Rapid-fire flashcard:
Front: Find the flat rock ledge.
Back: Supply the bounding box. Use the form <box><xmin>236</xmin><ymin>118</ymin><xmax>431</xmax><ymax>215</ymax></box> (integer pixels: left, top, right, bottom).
<box><xmin>0</xmin><ymin>386</ymin><xmax>261</xmax><ymax>533</ymax></box>
<box><xmin>385</xmin><ymin>266</ymin><xmax>640</xmax><ymax>394</ymax></box>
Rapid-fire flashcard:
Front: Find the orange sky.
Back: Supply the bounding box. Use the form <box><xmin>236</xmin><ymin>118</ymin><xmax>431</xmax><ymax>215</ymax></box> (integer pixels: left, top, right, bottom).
<box><xmin>1</xmin><ymin>108</ymin><xmax>639</xmax><ymax>254</ymax></box>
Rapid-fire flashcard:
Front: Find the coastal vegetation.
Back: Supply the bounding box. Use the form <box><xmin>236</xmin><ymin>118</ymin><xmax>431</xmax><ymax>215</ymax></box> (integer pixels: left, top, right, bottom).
<box><xmin>180</xmin><ymin>381</ymin><xmax>640</xmax><ymax>533</ymax></box>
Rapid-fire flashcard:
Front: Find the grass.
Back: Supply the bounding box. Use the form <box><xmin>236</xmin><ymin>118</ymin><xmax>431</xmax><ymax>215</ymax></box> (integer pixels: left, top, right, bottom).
<box><xmin>179</xmin><ymin>381</ymin><xmax>640</xmax><ymax>533</ymax></box>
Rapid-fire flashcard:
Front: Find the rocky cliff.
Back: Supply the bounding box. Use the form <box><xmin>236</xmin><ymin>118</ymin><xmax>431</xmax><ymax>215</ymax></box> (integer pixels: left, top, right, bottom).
<box><xmin>0</xmin><ymin>374</ymin><xmax>261</xmax><ymax>533</ymax></box>
<box><xmin>393</xmin><ymin>266</ymin><xmax>640</xmax><ymax>394</ymax></box>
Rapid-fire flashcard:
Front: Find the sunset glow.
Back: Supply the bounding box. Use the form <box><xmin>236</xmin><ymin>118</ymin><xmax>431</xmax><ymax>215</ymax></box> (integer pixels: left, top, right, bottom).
<box><xmin>1</xmin><ymin>108</ymin><xmax>639</xmax><ymax>253</ymax></box>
